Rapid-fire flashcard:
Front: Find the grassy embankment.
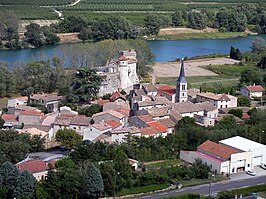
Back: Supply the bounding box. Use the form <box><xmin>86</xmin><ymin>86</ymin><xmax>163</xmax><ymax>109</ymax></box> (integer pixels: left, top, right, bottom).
<box><xmin>157</xmin><ymin>63</ymin><xmax>264</xmax><ymax>89</ymax></box>
<box><xmin>156</xmin><ymin>32</ymin><xmax>250</xmax><ymax>40</ymax></box>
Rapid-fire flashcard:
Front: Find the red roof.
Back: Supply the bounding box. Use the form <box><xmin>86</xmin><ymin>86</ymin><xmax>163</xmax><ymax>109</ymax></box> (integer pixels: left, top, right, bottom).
<box><xmin>118</xmin><ymin>55</ymin><xmax>129</xmax><ymax>61</ymax></box>
<box><xmin>110</xmin><ymin>91</ymin><xmax>126</xmax><ymax>102</ymax></box>
<box><xmin>96</xmin><ymin>100</ymin><xmax>110</xmax><ymax>106</ymax></box>
<box><xmin>1</xmin><ymin>114</ymin><xmax>17</xmax><ymax>121</ymax></box>
<box><xmin>198</xmin><ymin>140</ymin><xmax>242</xmax><ymax>160</ymax></box>
<box><xmin>105</xmin><ymin>120</ymin><xmax>122</xmax><ymax>129</ymax></box>
<box><xmin>114</xmin><ymin>107</ymin><xmax>130</xmax><ymax>116</ymax></box>
<box><xmin>246</xmin><ymin>85</ymin><xmax>264</xmax><ymax>92</ymax></box>
<box><xmin>16</xmin><ymin>160</ymin><xmax>48</xmax><ymax>173</ymax></box>
<box><xmin>147</xmin><ymin>121</ymin><xmax>168</xmax><ymax>133</ymax></box>
<box><xmin>140</xmin><ymin>127</ymin><xmax>159</xmax><ymax>136</ymax></box>
<box><xmin>19</xmin><ymin>110</ymin><xmax>43</xmax><ymax>116</ymax></box>
<box><xmin>242</xmin><ymin>113</ymin><xmax>250</xmax><ymax>119</ymax></box>
<box><xmin>157</xmin><ymin>85</ymin><xmax>176</xmax><ymax>96</ymax></box>
<box><xmin>138</xmin><ymin>115</ymin><xmax>154</xmax><ymax>123</ymax></box>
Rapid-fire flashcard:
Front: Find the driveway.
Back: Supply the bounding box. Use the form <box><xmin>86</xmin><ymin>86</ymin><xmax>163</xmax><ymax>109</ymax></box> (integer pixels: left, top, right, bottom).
<box><xmin>230</xmin><ymin>166</ymin><xmax>266</xmax><ymax>180</ymax></box>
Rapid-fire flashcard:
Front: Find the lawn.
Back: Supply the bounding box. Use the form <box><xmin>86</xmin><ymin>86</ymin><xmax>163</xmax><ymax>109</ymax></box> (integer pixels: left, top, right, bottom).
<box><xmin>117</xmin><ymin>183</ymin><xmax>169</xmax><ymax>196</ymax></box>
<box><xmin>156</xmin><ymin>76</ymin><xmax>239</xmax><ymax>89</ymax></box>
<box><xmin>145</xmin><ymin>159</ymin><xmax>183</xmax><ymax>169</ymax></box>
<box><xmin>181</xmin><ymin>174</ymin><xmax>228</xmax><ymax>187</ymax></box>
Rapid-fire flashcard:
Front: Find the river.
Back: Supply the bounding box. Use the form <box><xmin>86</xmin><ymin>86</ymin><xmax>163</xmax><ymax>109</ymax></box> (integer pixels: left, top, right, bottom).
<box><xmin>0</xmin><ymin>35</ymin><xmax>266</xmax><ymax>68</ymax></box>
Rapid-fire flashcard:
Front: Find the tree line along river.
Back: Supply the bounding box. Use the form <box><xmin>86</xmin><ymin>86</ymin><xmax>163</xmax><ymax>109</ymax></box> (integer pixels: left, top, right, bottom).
<box><xmin>0</xmin><ymin>35</ymin><xmax>266</xmax><ymax>68</ymax></box>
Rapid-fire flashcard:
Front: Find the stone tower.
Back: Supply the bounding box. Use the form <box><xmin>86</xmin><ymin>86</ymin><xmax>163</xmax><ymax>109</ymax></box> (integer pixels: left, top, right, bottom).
<box><xmin>175</xmin><ymin>59</ymin><xmax>188</xmax><ymax>103</ymax></box>
<box><xmin>118</xmin><ymin>56</ymin><xmax>129</xmax><ymax>90</ymax></box>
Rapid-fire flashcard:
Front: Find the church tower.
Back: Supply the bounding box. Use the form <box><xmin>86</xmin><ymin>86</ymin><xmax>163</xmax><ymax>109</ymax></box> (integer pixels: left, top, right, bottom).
<box><xmin>175</xmin><ymin>59</ymin><xmax>188</xmax><ymax>103</ymax></box>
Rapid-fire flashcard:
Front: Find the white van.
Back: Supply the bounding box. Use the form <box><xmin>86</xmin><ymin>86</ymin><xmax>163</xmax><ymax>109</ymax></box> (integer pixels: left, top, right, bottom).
<box><xmin>260</xmin><ymin>162</ymin><xmax>266</xmax><ymax>170</ymax></box>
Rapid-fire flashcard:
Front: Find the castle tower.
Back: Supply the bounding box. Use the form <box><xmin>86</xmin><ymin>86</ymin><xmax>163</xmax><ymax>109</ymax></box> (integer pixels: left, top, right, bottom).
<box><xmin>118</xmin><ymin>55</ymin><xmax>129</xmax><ymax>90</ymax></box>
<box><xmin>175</xmin><ymin>59</ymin><xmax>188</xmax><ymax>103</ymax></box>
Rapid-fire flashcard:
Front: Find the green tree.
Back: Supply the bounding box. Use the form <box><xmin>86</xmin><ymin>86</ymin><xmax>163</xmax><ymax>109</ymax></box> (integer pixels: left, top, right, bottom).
<box><xmin>91</xmin><ymin>16</ymin><xmax>138</xmax><ymax>41</ymax></box>
<box><xmin>228</xmin><ymin>109</ymin><xmax>243</xmax><ymax>119</ymax></box>
<box><xmin>68</xmin><ymin>67</ymin><xmax>102</xmax><ymax>103</ymax></box>
<box><xmin>172</xmin><ymin>11</ymin><xmax>184</xmax><ymax>26</ymax></box>
<box><xmin>239</xmin><ymin>69</ymin><xmax>262</xmax><ymax>87</ymax></box>
<box><xmin>0</xmin><ymin>64</ymin><xmax>16</xmax><ymax>97</ymax></box>
<box><xmin>187</xmin><ymin>11</ymin><xmax>207</xmax><ymax>29</ymax></box>
<box><xmin>78</xmin><ymin>104</ymin><xmax>103</xmax><ymax>117</ymax></box>
<box><xmin>13</xmin><ymin>170</ymin><xmax>36</xmax><ymax>198</ymax></box>
<box><xmin>230</xmin><ymin>46</ymin><xmax>241</xmax><ymax>60</ymax></box>
<box><xmin>84</xmin><ymin>162</ymin><xmax>104</xmax><ymax>198</ymax></box>
<box><xmin>78</xmin><ymin>27</ymin><xmax>92</xmax><ymax>43</ymax></box>
<box><xmin>55</xmin><ymin>16</ymin><xmax>88</xmax><ymax>33</ymax></box>
<box><xmin>251</xmin><ymin>37</ymin><xmax>266</xmax><ymax>52</ymax></box>
<box><xmin>0</xmin><ymin>11</ymin><xmax>19</xmax><ymax>42</ymax></box>
<box><xmin>191</xmin><ymin>159</ymin><xmax>210</xmax><ymax>179</ymax></box>
<box><xmin>113</xmin><ymin>149</ymin><xmax>133</xmax><ymax>190</ymax></box>
<box><xmin>0</xmin><ymin>117</ymin><xmax>4</xmax><ymax>129</ymax></box>
<box><xmin>25</xmin><ymin>23</ymin><xmax>45</xmax><ymax>47</ymax></box>
<box><xmin>144</xmin><ymin>14</ymin><xmax>162</xmax><ymax>35</ymax></box>
<box><xmin>220</xmin><ymin>115</ymin><xmax>236</xmax><ymax>125</ymax></box>
<box><xmin>99</xmin><ymin>163</ymin><xmax>115</xmax><ymax>196</ymax></box>
<box><xmin>237</xmin><ymin>96</ymin><xmax>251</xmax><ymax>107</ymax></box>
<box><xmin>257</xmin><ymin>57</ymin><xmax>266</xmax><ymax>69</ymax></box>
<box><xmin>55</xmin><ymin>128</ymin><xmax>82</xmax><ymax>149</ymax></box>
<box><xmin>0</xmin><ymin>161</ymin><xmax>20</xmax><ymax>197</ymax></box>
<box><xmin>227</xmin><ymin>12</ymin><xmax>247</xmax><ymax>32</ymax></box>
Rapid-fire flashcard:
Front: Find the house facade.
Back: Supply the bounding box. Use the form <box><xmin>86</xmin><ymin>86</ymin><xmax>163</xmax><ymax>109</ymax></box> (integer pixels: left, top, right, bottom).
<box><xmin>240</xmin><ymin>85</ymin><xmax>264</xmax><ymax>99</ymax></box>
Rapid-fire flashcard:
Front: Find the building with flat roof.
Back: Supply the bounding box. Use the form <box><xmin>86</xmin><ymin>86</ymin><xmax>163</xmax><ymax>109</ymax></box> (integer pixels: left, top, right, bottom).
<box><xmin>220</xmin><ymin>136</ymin><xmax>266</xmax><ymax>167</ymax></box>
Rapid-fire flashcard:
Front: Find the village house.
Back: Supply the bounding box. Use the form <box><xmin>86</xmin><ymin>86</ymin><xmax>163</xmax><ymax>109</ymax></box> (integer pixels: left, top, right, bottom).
<box><xmin>18</xmin><ymin>110</ymin><xmax>44</xmax><ymax>126</ymax></box>
<box><xmin>240</xmin><ymin>85</ymin><xmax>265</xmax><ymax>99</ymax></box>
<box><xmin>111</xmin><ymin>126</ymin><xmax>141</xmax><ymax>142</ymax></box>
<box><xmin>1</xmin><ymin>114</ymin><xmax>18</xmax><ymax>128</ymax></box>
<box><xmin>180</xmin><ymin>139</ymin><xmax>253</xmax><ymax>174</ymax></box>
<box><xmin>30</xmin><ymin>93</ymin><xmax>64</xmax><ymax>113</ymax></box>
<box><xmin>92</xmin><ymin>109</ymin><xmax>128</xmax><ymax>126</ymax></box>
<box><xmin>109</xmin><ymin>91</ymin><xmax>127</xmax><ymax>102</ymax></box>
<box><xmin>7</xmin><ymin>96</ymin><xmax>28</xmax><ymax>111</ymax></box>
<box><xmin>16</xmin><ymin>160</ymin><xmax>55</xmax><ymax>181</ymax></box>
<box><xmin>196</xmin><ymin>93</ymin><xmax>237</xmax><ymax>109</ymax></box>
<box><xmin>83</xmin><ymin>122</ymin><xmax>112</xmax><ymax>142</ymax></box>
<box><xmin>157</xmin><ymin>85</ymin><xmax>176</xmax><ymax>103</ymax></box>
<box><xmin>129</xmin><ymin>115</ymin><xmax>154</xmax><ymax>128</ymax></box>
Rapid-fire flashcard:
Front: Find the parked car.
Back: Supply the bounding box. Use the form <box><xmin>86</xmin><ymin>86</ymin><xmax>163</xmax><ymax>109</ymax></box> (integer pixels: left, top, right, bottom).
<box><xmin>260</xmin><ymin>162</ymin><xmax>266</xmax><ymax>170</ymax></box>
<box><xmin>246</xmin><ymin>170</ymin><xmax>256</xmax><ymax>176</ymax></box>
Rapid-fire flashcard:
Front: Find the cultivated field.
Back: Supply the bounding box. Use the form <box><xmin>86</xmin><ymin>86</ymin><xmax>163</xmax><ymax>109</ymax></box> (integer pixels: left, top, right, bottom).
<box><xmin>153</xmin><ymin>57</ymin><xmax>240</xmax><ymax>77</ymax></box>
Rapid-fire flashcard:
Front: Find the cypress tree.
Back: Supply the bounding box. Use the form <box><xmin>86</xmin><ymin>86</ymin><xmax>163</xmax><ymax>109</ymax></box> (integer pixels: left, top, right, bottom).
<box><xmin>13</xmin><ymin>170</ymin><xmax>36</xmax><ymax>198</ymax></box>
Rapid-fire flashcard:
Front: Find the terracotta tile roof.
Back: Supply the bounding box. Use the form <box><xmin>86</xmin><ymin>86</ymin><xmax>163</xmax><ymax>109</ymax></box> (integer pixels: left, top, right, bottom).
<box><xmin>19</xmin><ymin>110</ymin><xmax>44</xmax><ymax>116</ymax></box>
<box><xmin>110</xmin><ymin>91</ymin><xmax>126</xmax><ymax>102</ymax></box>
<box><xmin>245</xmin><ymin>85</ymin><xmax>264</xmax><ymax>92</ymax></box>
<box><xmin>172</xmin><ymin>101</ymin><xmax>202</xmax><ymax>114</ymax></box>
<box><xmin>138</xmin><ymin>100</ymin><xmax>165</xmax><ymax>107</ymax></box>
<box><xmin>242</xmin><ymin>113</ymin><xmax>250</xmax><ymax>119</ymax></box>
<box><xmin>157</xmin><ymin>118</ymin><xmax>176</xmax><ymax>128</ymax></box>
<box><xmin>140</xmin><ymin>127</ymin><xmax>159</xmax><ymax>136</ymax></box>
<box><xmin>92</xmin><ymin>123</ymin><xmax>112</xmax><ymax>131</ymax></box>
<box><xmin>96</xmin><ymin>100</ymin><xmax>110</xmax><ymax>106</ymax></box>
<box><xmin>143</xmin><ymin>84</ymin><xmax>157</xmax><ymax>93</ymax></box>
<box><xmin>146</xmin><ymin>121</ymin><xmax>168</xmax><ymax>133</ymax></box>
<box><xmin>138</xmin><ymin>115</ymin><xmax>154</xmax><ymax>122</ymax></box>
<box><xmin>187</xmin><ymin>88</ymin><xmax>200</xmax><ymax>98</ymax></box>
<box><xmin>196</xmin><ymin>102</ymin><xmax>217</xmax><ymax>112</ymax></box>
<box><xmin>15</xmin><ymin>105</ymin><xmax>41</xmax><ymax>112</ymax></box>
<box><xmin>16</xmin><ymin>160</ymin><xmax>48</xmax><ymax>173</ymax></box>
<box><xmin>118</xmin><ymin>55</ymin><xmax>129</xmax><ymax>61</ymax></box>
<box><xmin>30</xmin><ymin>94</ymin><xmax>64</xmax><ymax>102</ymax></box>
<box><xmin>157</xmin><ymin>85</ymin><xmax>176</xmax><ymax>96</ymax></box>
<box><xmin>111</xmin><ymin>126</ymin><xmax>140</xmax><ymax>135</ymax></box>
<box><xmin>1</xmin><ymin>114</ymin><xmax>17</xmax><ymax>121</ymax></box>
<box><xmin>197</xmin><ymin>93</ymin><xmax>230</xmax><ymax>101</ymax></box>
<box><xmin>54</xmin><ymin>115</ymin><xmax>91</xmax><ymax>126</ymax></box>
<box><xmin>93</xmin><ymin>109</ymin><xmax>125</xmax><ymax>119</ymax></box>
<box><xmin>93</xmin><ymin>133</ymin><xmax>112</xmax><ymax>143</ymax></box>
<box><xmin>14</xmin><ymin>96</ymin><xmax>28</xmax><ymax>102</ymax></box>
<box><xmin>104</xmin><ymin>120</ymin><xmax>122</xmax><ymax>129</ymax></box>
<box><xmin>169</xmin><ymin>110</ymin><xmax>182</xmax><ymax>122</ymax></box>
<box><xmin>20</xmin><ymin>127</ymin><xmax>48</xmax><ymax>138</ymax></box>
<box><xmin>103</xmin><ymin>101</ymin><xmax>129</xmax><ymax>111</ymax></box>
<box><xmin>23</xmin><ymin>125</ymin><xmax>51</xmax><ymax>132</ymax></box>
<box><xmin>147</xmin><ymin>107</ymin><xmax>170</xmax><ymax>117</ymax></box>
<box><xmin>114</xmin><ymin>107</ymin><xmax>130</xmax><ymax>116</ymax></box>
<box><xmin>70</xmin><ymin>116</ymin><xmax>91</xmax><ymax>126</ymax></box>
<box><xmin>198</xmin><ymin>140</ymin><xmax>242</xmax><ymax>160</ymax></box>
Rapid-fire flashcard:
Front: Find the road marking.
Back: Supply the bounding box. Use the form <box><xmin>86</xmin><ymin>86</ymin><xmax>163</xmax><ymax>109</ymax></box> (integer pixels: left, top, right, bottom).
<box><xmin>141</xmin><ymin>196</ymin><xmax>150</xmax><ymax>199</ymax></box>
<box><xmin>222</xmin><ymin>181</ymin><xmax>230</xmax><ymax>184</ymax></box>
<box><xmin>191</xmin><ymin>187</ymin><xmax>199</xmax><ymax>190</ymax></box>
<box><xmin>241</xmin><ymin>186</ymin><xmax>248</xmax><ymax>188</ymax></box>
<box><xmin>159</xmin><ymin>193</ymin><xmax>167</xmax><ymax>196</ymax></box>
<box><xmin>175</xmin><ymin>190</ymin><xmax>182</xmax><ymax>193</ymax></box>
<box><xmin>257</xmin><ymin>183</ymin><xmax>264</xmax><ymax>185</ymax></box>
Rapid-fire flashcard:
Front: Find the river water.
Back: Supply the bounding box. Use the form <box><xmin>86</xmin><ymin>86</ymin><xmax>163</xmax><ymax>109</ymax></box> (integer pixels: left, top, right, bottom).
<box><xmin>0</xmin><ymin>35</ymin><xmax>266</xmax><ymax>68</ymax></box>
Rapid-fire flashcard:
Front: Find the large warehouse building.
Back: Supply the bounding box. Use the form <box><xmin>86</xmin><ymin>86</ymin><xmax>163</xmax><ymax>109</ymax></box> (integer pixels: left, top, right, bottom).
<box><xmin>219</xmin><ymin>136</ymin><xmax>266</xmax><ymax>167</ymax></box>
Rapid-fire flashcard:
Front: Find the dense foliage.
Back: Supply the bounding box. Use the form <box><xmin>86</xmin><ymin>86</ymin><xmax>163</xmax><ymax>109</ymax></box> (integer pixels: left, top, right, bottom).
<box><xmin>78</xmin><ymin>104</ymin><xmax>103</xmax><ymax>117</ymax></box>
<box><xmin>0</xmin><ymin>161</ymin><xmax>36</xmax><ymax>199</ymax></box>
<box><xmin>0</xmin><ymin>130</ymin><xmax>45</xmax><ymax>164</ymax></box>
<box><xmin>55</xmin><ymin>128</ymin><xmax>82</xmax><ymax>149</ymax></box>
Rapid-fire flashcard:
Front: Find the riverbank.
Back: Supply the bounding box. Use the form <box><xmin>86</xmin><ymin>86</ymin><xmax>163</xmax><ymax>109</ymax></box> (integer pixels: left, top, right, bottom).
<box><xmin>155</xmin><ymin>32</ymin><xmax>251</xmax><ymax>40</ymax></box>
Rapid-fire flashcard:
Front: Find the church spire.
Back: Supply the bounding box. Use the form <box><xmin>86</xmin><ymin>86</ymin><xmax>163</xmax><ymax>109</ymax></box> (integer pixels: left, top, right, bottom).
<box><xmin>175</xmin><ymin>58</ymin><xmax>188</xmax><ymax>103</ymax></box>
<box><xmin>177</xmin><ymin>58</ymin><xmax>187</xmax><ymax>84</ymax></box>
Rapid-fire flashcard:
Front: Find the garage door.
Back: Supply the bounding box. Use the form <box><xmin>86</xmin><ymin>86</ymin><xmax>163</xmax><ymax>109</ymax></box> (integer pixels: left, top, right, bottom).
<box><xmin>253</xmin><ymin>155</ymin><xmax>263</xmax><ymax>166</ymax></box>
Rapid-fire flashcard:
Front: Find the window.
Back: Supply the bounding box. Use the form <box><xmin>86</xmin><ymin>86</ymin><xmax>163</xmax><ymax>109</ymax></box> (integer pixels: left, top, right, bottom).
<box><xmin>225</xmin><ymin>105</ymin><xmax>228</xmax><ymax>108</ymax></box>
<box><xmin>182</xmin><ymin>93</ymin><xmax>184</xmax><ymax>96</ymax></box>
<box><xmin>182</xmin><ymin>85</ymin><xmax>186</xmax><ymax>91</ymax></box>
<box><xmin>247</xmin><ymin>164</ymin><xmax>250</xmax><ymax>167</ymax></box>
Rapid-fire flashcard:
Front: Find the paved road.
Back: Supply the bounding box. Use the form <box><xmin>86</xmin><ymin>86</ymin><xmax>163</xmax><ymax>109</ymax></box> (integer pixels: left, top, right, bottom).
<box><xmin>133</xmin><ymin>176</ymin><xmax>266</xmax><ymax>199</ymax></box>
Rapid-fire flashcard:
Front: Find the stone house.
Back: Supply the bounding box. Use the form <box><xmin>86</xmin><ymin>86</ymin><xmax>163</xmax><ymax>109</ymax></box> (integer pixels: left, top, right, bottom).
<box><xmin>196</xmin><ymin>93</ymin><xmax>237</xmax><ymax>108</ymax></box>
<box><xmin>92</xmin><ymin>110</ymin><xmax>128</xmax><ymax>126</ymax></box>
<box><xmin>240</xmin><ymin>85</ymin><xmax>265</xmax><ymax>99</ymax></box>
<box><xmin>18</xmin><ymin>110</ymin><xmax>44</xmax><ymax>126</ymax></box>
<box><xmin>30</xmin><ymin>94</ymin><xmax>64</xmax><ymax>113</ymax></box>
<box><xmin>111</xmin><ymin>126</ymin><xmax>141</xmax><ymax>143</ymax></box>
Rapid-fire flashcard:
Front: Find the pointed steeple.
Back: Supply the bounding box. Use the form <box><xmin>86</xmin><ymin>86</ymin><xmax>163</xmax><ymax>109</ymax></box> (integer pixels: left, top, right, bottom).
<box><xmin>177</xmin><ymin>58</ymin><xmax>187</xmax><ymax>84</ymax></box>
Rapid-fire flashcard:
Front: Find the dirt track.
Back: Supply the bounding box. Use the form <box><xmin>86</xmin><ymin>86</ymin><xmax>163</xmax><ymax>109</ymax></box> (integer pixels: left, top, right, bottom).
<box><xmin>158</xmin><ymin>27</ymin><xmax>218</xmax><ymax>36</ymax></box>
<box><xmin>153</xmin><ymin>57</ymin><xmax>240</xmax><ymax>77</ymax></box>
